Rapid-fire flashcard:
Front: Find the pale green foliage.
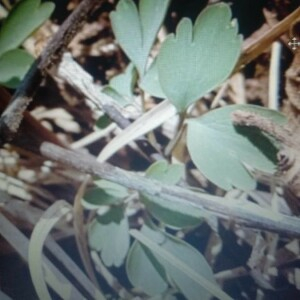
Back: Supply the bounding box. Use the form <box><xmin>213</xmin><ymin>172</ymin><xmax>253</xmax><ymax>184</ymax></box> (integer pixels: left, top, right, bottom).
<box><xmin>82</xmin><ymin>179</ymin><xmax>129</xmax><ymax>209</ymax></box>
<box><xmin>88</xmin><ymin>206</ymin><xmax>130</xmax><ymax>267</ymax></box>
<box><xmin>84</xmin><ymin>1</ymin><xmax>285</xmax><ymax>299</ymax></box>
<box><xmin>0</xmin><ymin>49</ymin><xmax>33</xmax><ymax>88</ymax></box>
<box><xmin>157</xmin><ymin>3</ymin><xmax>242</xmax><ymax>112</ymax></box>
<box><xmin>0</xmin><ymin>0</ymin><xmax>54</xmax><ymax>87</ymax></box>
<box><xmin>103</xmin><ymin>62</ymin><xmax>138</xmax><ymax>106</ymax></box>
<box><xmin>139</xmin><ymin>58</ymin><xmax>166</xmax><ymax>98</ymax></box>
<box><xmin>126</xmin><ymin>240</ymin><xmax>169</xmax><ymax>296</ymax></box>
<box><xmin>142</xmin><ymin>161</ymin><xmax>204</xmax><ymax>228</ymax></box>
<box><xmin>127</xmin><ymin>225</ymin><xmax>219</xmax><ymax>300</ymax></box>
<box><xmin>146</xmin><ymin>160</ymin><xmax>184</xmax><ymax>184</ymax></box>
<box><xmin>0</xmin><ymin>0</ymin><xmax>54</xmax><ymax>56</ymax></box>
<box><xmin>110</xmin><ymin>0</ymin><xmax>171</xmax><ymax>75</ymax></box>
<box><xmin>187</xmin><ymin>105</ymin><xmax>287</xmax><ymax>190</ymax></box>
<box><xmin>84</xmin><ymin>181</ymin><xmax>130</xmax><ymax>267</ymax></box>
<box><xmin>109</xmin><ymin>63</ymin><xmax>137</xmax><ymax>98</ymax></box>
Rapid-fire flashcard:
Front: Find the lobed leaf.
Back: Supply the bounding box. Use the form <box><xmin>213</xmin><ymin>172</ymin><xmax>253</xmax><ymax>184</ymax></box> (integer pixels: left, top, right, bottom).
<box><xmin>160</xmin><ymin>233</ymin><xmax>218</xmax><ymax>300</ymax></box>
<box><xmin>146</xmin><ymin>160</ymin><xmax>184</xmax><ymax>184</ymax></box>
<box><xmin>142</xmin><ymin>161</ymin><xmax>204</xmax><ymax>229</ymax></box>
<box><xmin>0</xmin><ymin>49</ymin><xmax>34</xmax><ymax>88</ymax></box>
<box><xmin>0</xmin><ymin>0</ymin><xmax>55</xmax><ymax>57</ymax></box>
<box><xmin>88</xmin><ymin>206</ymin><xmax>130</xmax><ymax>267</ymax></box>
<box><xmin>186</xmin><ymin>104</ymin><xmax>287</xmax><ymax>191</ymax></box>
<box><xmin>126</xmin><ymin>240</ymin><xmax>168</xmax><ymax>296</ymax></box>
<box><xmin>157</xmin><ymin>3</ymin><xmax>242</xmax><ymax>112</ymax></box>
<box><xmin>140</xmin><ymin>58</ymin><xmax>166</xmax><ymax>98</ymax></box>
<box><xmin>105</xmin><ymin>62</ymin><xmax>137</xmax><ymax>106</ymax></box>
<box><xmin>110</xmin><ymin>0</ymin><xmax>170</xmax><ymax>75</ymax></box>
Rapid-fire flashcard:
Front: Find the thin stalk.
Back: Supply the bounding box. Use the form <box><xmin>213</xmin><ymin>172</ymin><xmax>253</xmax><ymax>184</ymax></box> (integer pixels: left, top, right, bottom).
<box><xmin>164</xmin><ymin>111</ymin><xmax>187</xmax><ymax>157</ymax></box>
<box><xmin>73</xmin><ymin>175</ymin><xmax>101</xmax><ymax>289</ymax></box>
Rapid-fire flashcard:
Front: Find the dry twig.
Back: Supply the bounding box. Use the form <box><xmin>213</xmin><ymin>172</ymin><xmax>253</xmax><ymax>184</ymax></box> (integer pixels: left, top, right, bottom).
<box><xmin>0</xmin><ymin>0</ymin><xmax>103</xmax><ymax>144</ymax></box>
<box><xmin>40</xmin><ymin>141</ymin><xmax>300</xmax><ymax>237</ymax></box>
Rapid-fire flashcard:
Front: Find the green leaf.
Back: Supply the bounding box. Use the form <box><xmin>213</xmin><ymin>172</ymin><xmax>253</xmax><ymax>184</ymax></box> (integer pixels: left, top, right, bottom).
<box><xmin>110</xmin><ymin>0</ymin><xmax>171</xmax><ymax>75</ymax></box>
<box><xmin>146</xmin><ymin>160</ymin><xmax>184</xmax><ymax>185</ymax></box>
<box><xmin>187</xmin><ymin>104</ymin><xmax>287</xmax><ymax>191</ymax></box>
<box><xmin>0</xmin><ymin>0</ymin><xmax>55</xmax><ymax>57</ymax></box>
<box><xmin>130</xmin><ymin>225</ymin><xmax>226</xmax><ymax>300</ymax></box>
<box><xmin>157</xmin><ymin>3</ymin><xmax>242</xmax><ymax>112</ymax></box>
<box><xmin>161</xmin><ymin>234</ymin><xmax>217</xmax><ymax>300</ymax></box>
<box><xmin>0</xmin><ymin>49</ymin><xmax>34</xmax><ymax>88</ymax></box>
<box><xmin>126</xmin><ymin>240</ymin><xmax>168</xmax><ymax>296</ymax></box>
<box><xmin>82</xmin><ymin>180</ymin><xmax>128</xmax><ymax>209</ymax></box>
<box><xmin>109</xmin><ymin>63</ymin><xmax>137</xmax><ymax>100</ymax></box>
<box><xmin>103</xmin><ymin>63</ymin><xmax>137</xmax><ymax>106</ymax></box>
<box><xmin>88</xmin><ymin>206</ymin><xmax>130</xmax><ymax>267</ymax></box>
<box><xmin>142</xmin><ymin>161</ymin><xmax>203</xmax><ymax>229</ymax></box>
<box><xmin>140</xmin><ymin>58</ymin><xmax>166</xmax><ymax>98</ymax></box>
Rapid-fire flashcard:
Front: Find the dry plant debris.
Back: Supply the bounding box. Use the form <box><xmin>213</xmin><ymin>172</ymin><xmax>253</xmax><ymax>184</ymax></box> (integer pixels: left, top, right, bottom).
<box><xmin>0</xmin><ymin>0</ymin><xmax>300</xmax><ymax>299</ymax></box>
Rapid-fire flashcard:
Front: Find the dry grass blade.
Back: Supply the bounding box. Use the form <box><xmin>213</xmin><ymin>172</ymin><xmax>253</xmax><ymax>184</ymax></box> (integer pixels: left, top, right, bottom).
<box><xmin>0</xmin><ymin>212</ymin><xmax>85</xmax><ymax>299</ymax></box>
<box><xmin>0</xmin><ymin>289</ymin><xmax>12</xmax><ymax>300</ymax></box>
<box><xmin>98</xmin><ymin>100</ymin><xmax>176</xmax><ymax>162</ymax></box>
<box><xmin>28</xmin><ymin>200</ymin><xmax>106</xmax><ymax>300</ymax></box>
<box><xmin>28</xmin><ymin>201</ymin><xmax>74</xmax><ymax>300</ymax></box>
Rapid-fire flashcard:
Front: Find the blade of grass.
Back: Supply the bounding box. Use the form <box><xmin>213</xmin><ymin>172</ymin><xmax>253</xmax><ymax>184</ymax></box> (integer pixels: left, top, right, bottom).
<box><xmin>98</xmin><ymin>100</ymin><xmax>176</xmax><ymax>162</ymax></box>
<box><xmin>0</xmin><ymin>212</ymin><xmax>84</xmax><ymax>299</ymax></box>
<box><xmin>45</xmin><ymin>236</ymin><xmax>104</xmax><ymax>300</ymax></box>
<box><xmin>73</xmin><ymin>175</ymin><xmax>102</xmax><ymax>290</ymax></box>
<box><xmin>29</xmin><ymin>200</ymin><xmax>106</xmax><ymax>300</ymax></box>
<box><xmin>0</xmin><ymin>289</ymin><xmax>12</xmax><ymax>300</ymax></box>
<box><xmin>28</xmin><ymin>201</ymin><xmax>73</xmax><ymax>300</ymax></box>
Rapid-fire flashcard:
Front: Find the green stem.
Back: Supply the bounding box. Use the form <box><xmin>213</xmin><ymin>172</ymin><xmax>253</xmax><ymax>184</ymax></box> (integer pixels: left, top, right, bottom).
<box><xmin>164</xmin><ymin>111</ymin><xmax>187</xmax><ymax>157</ymax></box>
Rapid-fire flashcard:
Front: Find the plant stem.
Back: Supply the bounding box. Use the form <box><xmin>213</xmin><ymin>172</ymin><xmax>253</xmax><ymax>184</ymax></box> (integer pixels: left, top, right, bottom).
<box><xmin>73</xmin><ymin>175</ymin><xmax>101</xmax><ymax>290</ymax></box>
<box><xmin>164</xmin><ymin>111</ymin><xmax>187</xmax><ymax>157</ymax></box>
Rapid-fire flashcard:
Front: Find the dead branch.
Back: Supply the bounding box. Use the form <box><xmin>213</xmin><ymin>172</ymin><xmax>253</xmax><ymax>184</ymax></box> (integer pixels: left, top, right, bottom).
<box><xmin>231</xmin><ymin>110</ymin><xmax>295</xmax><ymax>147</ymax></box>
<box><xmin>57</xmin><ymin>53</ymin><xmax>163</xmax><ymax>161</ymax></box>
<box><xmin>40</xmin><ymin>141</ymin><xmax>300</xmax><ymax>237</ymax></box>
<box><xmin>0</xmin><ymin>0</ymin><xmax>103</xmax><ymax>144</ymax></box>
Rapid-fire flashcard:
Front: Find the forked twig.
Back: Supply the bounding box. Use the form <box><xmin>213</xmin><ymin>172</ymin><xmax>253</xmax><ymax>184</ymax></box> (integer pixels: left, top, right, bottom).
<box><xmin>0</xmin><ymin>0</ymin><xmax>103</xmax><ymax>144</ymax></box>
<box><xmin>73</xmin><ymin>175</ymin><xmax>101</xmax><ymax>291</ymax></box>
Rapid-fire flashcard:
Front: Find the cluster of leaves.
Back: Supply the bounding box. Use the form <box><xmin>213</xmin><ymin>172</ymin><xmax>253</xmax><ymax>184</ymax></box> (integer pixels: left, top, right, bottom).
<box><xmin>105</xmin><ymin>0</ymin><xmax>286</xmax><ymax>191</ymax></box>
<box><xmin>86</xmin><ymin>162</ymin><xmax>220</xmax><ymax>299</ymax></box>
<box><xmin>0</xmin><ymin>0</ymin><xmax>54</xmax><ymax>88</ymax></box>
<box><xmin>83</xmin><ymin>0</ymin><xmax>289</xmax><ymax>299</ymax></box>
